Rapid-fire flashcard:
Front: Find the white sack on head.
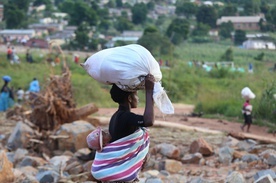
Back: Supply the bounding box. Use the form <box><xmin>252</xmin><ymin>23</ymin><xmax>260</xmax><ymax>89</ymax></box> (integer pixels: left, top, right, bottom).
<box><xmin>81</xmin><ymin>44</ymin><xmax>174</xmax><ymax>114</ymax></box>
<box><xmin>241</xmin><ymin>87</ymin><xmax>255</xmax><ymax>99</ymax></box>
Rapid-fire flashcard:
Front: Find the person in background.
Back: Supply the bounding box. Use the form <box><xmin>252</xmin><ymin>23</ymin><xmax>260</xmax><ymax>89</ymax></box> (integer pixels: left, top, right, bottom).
<box><xmin>26</xmin><ymin>49</ymin><xmax>33</xmax><ymax>63</ymax></box>
<box><xmin>248</xmin><ymin>63</ymin><xmax>253</xmax><ymax>73</ymax></box>
<box><xmin>241</xmin><ymin>99</ymin><xmax>253</xmax><ymax>132</ymax></box>
<box><xmin>29</xmin><ymin>78</ymin><xmax>40</xmax><ymax>93</ymax></box>
<box><xmin>55</xmin><ymin>55</ymin><xmax>60</xmax><ymax>65</ymax></box>
<box><xmin>0</xmin><ymin>76</ymin><xmax>14</xmax><ymax>112</ymax></box>
<box><xmin>13</xmin><ymin>54</ymin><xmax>20</xmax><ymax>64</ymax></box>
<box><xmin>28</xmin><ymin>78</ymin><xmax>40</xmax><ymax>104</ymax></box>
<box><xmin>16</xmin><ymin>87</ymin><xmax>25</xmax><ymax>105</ymax></box>
<box><xmin>10</xmin><ymin>47</ymin><xmax>16</xmax><ymax>64</ymax></box>
<box><xmin>7</xmin><ymin>47</ymin><xmax>12</xmax><ymax>62</ymax></box>
<box><xmin>74</xmin><ymin>55</ymin><xmax>79</xmax><ymax>64</ymax></box>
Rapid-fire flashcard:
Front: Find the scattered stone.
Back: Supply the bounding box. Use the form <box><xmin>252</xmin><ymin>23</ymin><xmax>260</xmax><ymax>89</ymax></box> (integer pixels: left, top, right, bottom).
<box><xmin>181</xmin><ymin>152</ymin><xmax>203</xmax><ymax>164</ymax></box>
<box><xmin>233</xmin><ymin>150</ymin><xmax>245</xmax><ymax>159</ymax></box>
<box><xmin>145</xmin><ymin>177</ymin><xmax>162</xmax><ymax>183</ymax></box>
<box><xmin>55</xmin><ymin>120</ymin><xmax>95</xmax><ymax>152</ymax></box>
<box><xmin>0</xmin><ymin>150</ymin><xmax>14</xmax><ymax>182</ymax></box>
<box><xmin>189</xmin><ymin>138</ymin><xmax>213</xmax><ymax>156</ymax></box>
<box><xmin>254</xmin><ymin>169</ymin><xmax>276</xmax><ymax>181</ymax></box>
<box><xmin>218</xmin><ymin>146</ymin><xmax>234</xmax><ymax>165</ymax></box>
<box><xmin>1</xmin><ymin>116</ymin><xmax>275</xmax><ymax>183</ymax></box>
<box><xmin>226</xmin><ymin>171</ymin><xmax>246</xmax><ymax>183</ymax></box>
<box><xmin>17</xmin><ymin>166</ymin><xmax>39</xmax><ymax>182</ymax></box>
<box><xmin>254</xmin><ymin>174</ymin><xmax>275</xmax><ymax>183</ymax></box>
<box><xmin>164</xmin><ymin>159</ymin><xmax>182</xmax><ymax>174</ymax></box>
<box><xmin>241</xmin><ymin>154</ymin><xmax>260</xmax><ymax>163</ymax></box>
<box><xmin>36</xmin><ymin>170</ymin><xmax>56</xmax><ymax>183</ymax></box>
<box><xmin>267</xmin><ymin>154</ymin><xmax>276</xmax><ymax>166</ymax></box>
<box><xmin>152</xmin><ymin>143</ymin><xmax>181</xmax><ymax>159</ymax></box>
<box><xmin>13</xmin><ymin>148</ymin><xmax>28</xmax><ymax>164</ymax></box>
<box><xmin>6</xmin><ymin>122</ymin><xmax>34</xmax><ymax>150</ymax></box>
<box><xmin>16</xmin><ymin>156</ymin><xmax>47</xmax><ymax>168</ymax></box>
<box><xmin>223</xmin><ymin>136</ymin><xmax>240</xmax><ymax>147</ymax></box>
<box><xmin>237</xmin><ymin>140</ymin><xmax>256</xmax><ymax>151</ymax></box>
<box><xmin>49</xmin><ymin>155</ymin><xmax>71</xmax><ymax>171</ymax></box>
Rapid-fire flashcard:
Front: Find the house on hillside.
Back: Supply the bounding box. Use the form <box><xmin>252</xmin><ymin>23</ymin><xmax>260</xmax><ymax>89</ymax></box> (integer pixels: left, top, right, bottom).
<box><xmin>52</xmin><ymin>12</ymin><xmax>68</xmax><ymax>19</ymax></box>
<box><xmin>108</xmin><ymin>8</ymin><xmax>132</xmax><ymax>19</ymax></box>
<box><xmin>105</xmin><ymin>30</ymin><xmax>143</xmax><ymax>48</ymax></box>
<box><xmin>154</xmin><ymin>5</ymin><xmax>175</xmax><ymax>15</ymax></box>
<box><xmin>111</xmin><ymin>30</ymin><xmax>143</xmax><ymax>42</ymax></box>
<box><xmin>246</xmin><ymin>33</ymin><xmax>269</xmax><ymax>39</ymax></box>
<box><xmin>0</xmin><ymin>4</ymin><xmax>3</xmax><ymax>22</ymax></box>
<box><xmin>217</xmin><ymin>16</ymin><xmax>264</xmax><ymax>31</ymax></box>
<box><xmin>122</xmin><ymin>0</ymin><xmax>150</xmax><ymax>6</ymax></box>
<box><xmin>242</xmin><ymin>39</ymin><xmax>276</xmax><ymax>50</ymax></box>
<box><xmin>0</xmin><ymin>29</ymin><xmax>36</xmax><ymax>43</ymax></box>
<box><xmin>29</xmin><ymin>23</ymin><xmax>63</xmax><ymax>34</ymax></box>
<box><xmin>25</xmin><ymin>38</ymin><xmax>49</xmax><ymax>48</ymax></box>
<box><xmin>48</xmin><ymin>26</ymin><xmax>76</xmax><ymax>46</ymax></box>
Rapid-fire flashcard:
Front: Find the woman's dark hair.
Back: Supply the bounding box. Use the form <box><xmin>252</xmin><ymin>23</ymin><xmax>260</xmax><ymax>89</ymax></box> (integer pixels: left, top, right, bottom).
<box><xmin>110</xmin><ymin>84</ymin><xmax>132</xmax><ymax>103</ymax></box>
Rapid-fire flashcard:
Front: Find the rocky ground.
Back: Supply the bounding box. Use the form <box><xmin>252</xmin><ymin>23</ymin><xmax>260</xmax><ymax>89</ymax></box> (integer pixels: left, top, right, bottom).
<box><xmin>0</xmin><ymin>104</ymin><xmax>275</xmax><ymax>183</ymax></box>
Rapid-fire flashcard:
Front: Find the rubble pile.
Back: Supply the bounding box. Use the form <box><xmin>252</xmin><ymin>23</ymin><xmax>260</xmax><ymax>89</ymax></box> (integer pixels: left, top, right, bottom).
<box><xmin>29</xmin><ymin>65</ymin><xmax>76</xmax><ymax>131</ymax></box>
<box><xmin>0</xmin><ymin>120</ymin><xmax>275</xmax><ymax>183</ymax></box>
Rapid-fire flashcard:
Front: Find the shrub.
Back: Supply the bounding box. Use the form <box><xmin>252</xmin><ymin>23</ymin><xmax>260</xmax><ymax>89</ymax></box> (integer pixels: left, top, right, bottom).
<box><xmin>254</xmin><ymin>80</ymin><xmax>276</xmax><ymax>124</ymax></box>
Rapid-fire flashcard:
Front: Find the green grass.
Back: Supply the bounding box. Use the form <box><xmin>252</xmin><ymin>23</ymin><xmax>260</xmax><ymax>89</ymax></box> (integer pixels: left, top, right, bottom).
<box><xmin>171</xmin><ymin>42</ymin><xmax>276</xmax><ymax>132</ymax></box>
<box><xmin>1</xmin><ymin>42</ymin><xmax>276</xmax><ymax>132</ymax></box>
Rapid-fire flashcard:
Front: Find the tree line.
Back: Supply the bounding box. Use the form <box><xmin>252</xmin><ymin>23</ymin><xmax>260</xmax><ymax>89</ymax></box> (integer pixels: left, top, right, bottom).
<box><xmin>1</xmin><ymin>0</ymin><xmax>276</xmax><ymax>56</ymax></box>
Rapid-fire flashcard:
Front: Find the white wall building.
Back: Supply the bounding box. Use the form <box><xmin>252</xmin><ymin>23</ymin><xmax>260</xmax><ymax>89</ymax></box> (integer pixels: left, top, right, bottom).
<box><xmin>242</xmin><ymin>39</ymin><xmax>276</xmax><ymax>50</ymax></box>
<box><xmin>0</xmin><ymin>29</ymin><xmax>36</xmax><ymax>42</ymax></box>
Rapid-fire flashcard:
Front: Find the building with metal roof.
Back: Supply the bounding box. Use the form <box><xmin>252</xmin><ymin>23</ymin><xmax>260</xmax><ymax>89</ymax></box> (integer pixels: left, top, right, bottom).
<box><xmin>217</xmin><ymin>16</ymin><xmax>264</xmax><ymax>31</ymax></box>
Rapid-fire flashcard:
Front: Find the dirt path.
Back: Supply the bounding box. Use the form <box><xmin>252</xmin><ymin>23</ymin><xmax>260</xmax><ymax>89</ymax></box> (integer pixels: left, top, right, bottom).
<box><xmin>94</xmin><ymin>104</ymin><xmax>275</xmax><ymax>139</ymax></box>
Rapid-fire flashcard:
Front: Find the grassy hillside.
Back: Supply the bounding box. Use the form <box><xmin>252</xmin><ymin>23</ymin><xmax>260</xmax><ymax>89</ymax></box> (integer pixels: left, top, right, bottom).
<box><xmin>160</xmin><ymin>42</ymin><xmax>276</xmax><ymax>130</ymax></box>
<box><xmin>1</xmin><ymin>43</ymin><xmax>276</xmax><ymax>131</ymax></box>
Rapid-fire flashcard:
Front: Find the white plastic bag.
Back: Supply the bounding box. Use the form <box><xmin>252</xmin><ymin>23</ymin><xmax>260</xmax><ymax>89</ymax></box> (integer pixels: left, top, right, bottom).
<box><xmin>81</xmin><ymin>44</ymin><xmax>174</xmax><ymax>114</ymax></box>
<box><xmin>241</xmin><ymin>87</ymin><xmax>255</xmax><ymax>99</ymax></box>
<box><xmin>153</xmin><ymin>82</ymin><xmax>174</xmax><ymax>114</ymax></box>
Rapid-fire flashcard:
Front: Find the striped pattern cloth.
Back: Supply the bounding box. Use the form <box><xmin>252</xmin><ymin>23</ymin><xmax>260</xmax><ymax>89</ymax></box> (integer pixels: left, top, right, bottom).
<box><xmin>91</xmin><ymin>128</ymin><xmax>149</xmax><ymax>182</ymax></box>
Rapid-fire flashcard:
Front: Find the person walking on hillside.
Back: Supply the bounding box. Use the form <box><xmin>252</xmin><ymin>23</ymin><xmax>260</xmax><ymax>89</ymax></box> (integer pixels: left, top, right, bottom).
<box><xmin>55</xmin><ymin>55</ymin><xmax>60</xmax><ymax>65</ymax></box>
<box><xmin>29</xmin><ymin>78</ymin><xmax>40</xmax><ymax>93</ymax></box>
<box><xmin>7</xmin><ymin>47</ymin><xmax>12</xmax><ymax>62</ymax></box>
<box><xmin>16</xmin><ymin>87</ymin><xmax>25</xmax><ymax>105</ymax></box>
<box><xmin>91</xmin><ymin>74</ymin><xmax>155</xmax><ymax>182</ymax></box>
<box><xmin>28</xmin><ymin>78</ymin><xmax>40</xmax><ymax>104</ymax></box>
<box><xmin>248</xmin><ymin>63</ymin><xmax>253</xmax><ymax>73</ymax></box>
<box><xmin>10</xmin><ymin>47</ymin><xmax>16</xmax><ymax>64</ymax></box>
<box><xmin>74</xmin><ymin>55</ymin><xmax>79</xmax><ymax>64</ymax></box>
<box><xmin>0</xmin><ymin>76</ymin><xmax>14</xmax><ymax>112</ymax></box>
<box><xmin>26</xmin><ymin>49</ymin><xmax>33</xmax><ymax>63</ymax></box>
<box><xmin>241</xmin><ymin>99</ymin><xmax>253</xmax><ymax>132</ymax></box>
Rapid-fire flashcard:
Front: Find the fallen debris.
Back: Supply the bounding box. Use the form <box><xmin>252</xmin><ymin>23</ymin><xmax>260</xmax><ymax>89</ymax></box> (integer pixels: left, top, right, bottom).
<box><xmin>228</xmin><ymin>131</ymin><xmax>276</xmax><ymax>144</ymax></box>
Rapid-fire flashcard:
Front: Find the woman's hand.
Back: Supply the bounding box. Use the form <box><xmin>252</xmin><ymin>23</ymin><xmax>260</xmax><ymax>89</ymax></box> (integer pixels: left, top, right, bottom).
<box><xmin>143</xmin><ymin>74</ymin><xmax>155</xmax><ymax>127</ymax></box>
<box><xmin>145</xmin><ymin>74</ymin><xmax>155</xmax><ymax>91</ymax></box>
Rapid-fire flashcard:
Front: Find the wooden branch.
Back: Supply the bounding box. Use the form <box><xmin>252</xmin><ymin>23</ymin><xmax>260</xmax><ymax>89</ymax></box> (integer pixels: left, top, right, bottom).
<box><xmin>153</xmin><ymin>120</ymin><xmax>224</xmax><ymax>134</ymax></box>
<box><xmin>228</xmin><ymin>131</ymin><xmax>276</xmax><ymax>144</ymax></box>
<box><xmin>29</xmin><ymin>139</ymin><xmax>44</xmax><ymax>144</ymax></box>
<box><xmin>49</xmin><ymin>135</ymin><xmax>69</xmax><ymax>139</ymax></box>
<box><xmin>65</xmin><ymin>103</ymin><xmax>98</xmax><ymax>123</ymax></box>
